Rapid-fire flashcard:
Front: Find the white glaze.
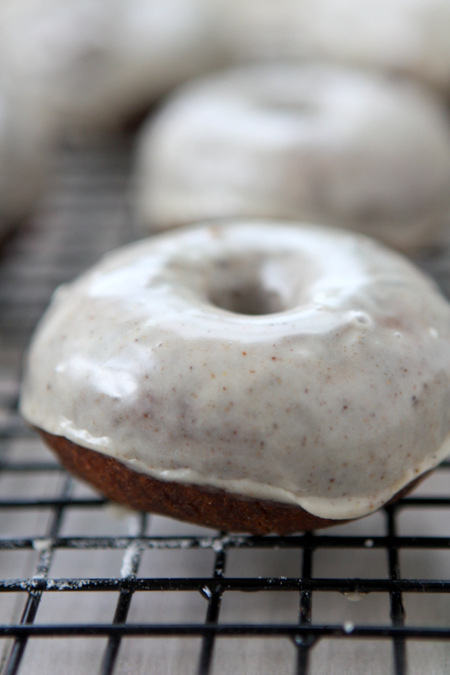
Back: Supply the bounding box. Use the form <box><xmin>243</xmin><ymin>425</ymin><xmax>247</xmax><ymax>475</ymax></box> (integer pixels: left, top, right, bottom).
<box><xmin>133</xmin><ymin>64</ymin><xmax>450</xmax><ymax>253</ymax></box>
<box><xmin>20</xmin><ymin>221</ymin><xmax>450</xmax><ymax>520</ymax></box>
<box><xmin>0</xmin><ymin>0</ymin><xmax>220</xmax><ymax>134</ymax></box>
<box><xmin>216</xmin><ymin>0</ymin><xmax>450</xmax><ymax>92</ymax></box>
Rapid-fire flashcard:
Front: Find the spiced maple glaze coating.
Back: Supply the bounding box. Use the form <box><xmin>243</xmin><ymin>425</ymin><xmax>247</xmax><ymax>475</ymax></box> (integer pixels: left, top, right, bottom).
<box><xmin>20</xmin><ymin>222</ymin><xmax>450</xmax><ymax>521</ymax></box>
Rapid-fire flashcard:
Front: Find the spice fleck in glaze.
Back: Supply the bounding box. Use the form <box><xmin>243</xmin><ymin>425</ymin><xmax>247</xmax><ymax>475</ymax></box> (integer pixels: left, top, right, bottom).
<box><xmin>20</xmin><ymin>222</ymin><xmax>450</xmax><ymax>522</ymax></box>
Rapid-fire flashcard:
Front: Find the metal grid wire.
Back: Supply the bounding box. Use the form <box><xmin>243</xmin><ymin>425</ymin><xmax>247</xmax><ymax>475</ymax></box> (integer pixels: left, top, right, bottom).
<box><xmin>0</xmin><ymin>138</ymin><xmax>449</xmax><ymax>675</ymax></box>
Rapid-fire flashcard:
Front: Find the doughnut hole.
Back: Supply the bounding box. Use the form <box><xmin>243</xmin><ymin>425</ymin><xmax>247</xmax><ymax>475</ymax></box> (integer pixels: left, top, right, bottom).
<box><xmin>207</xmin><ymin>253</ymin><xmax>303</xmax><ymax>316</ymax></box>
<box><xmin>209</xmin><ymin>281</ymin><xmax>285</xmax><ymax>315</ymax></box>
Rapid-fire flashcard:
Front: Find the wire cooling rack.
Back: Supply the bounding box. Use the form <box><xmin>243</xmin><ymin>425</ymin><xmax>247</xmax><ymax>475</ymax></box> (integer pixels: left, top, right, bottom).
<box><xmin>0</xmin><ymin>138</ymin><xmax>449</xmax><ymax>675</ymax></box>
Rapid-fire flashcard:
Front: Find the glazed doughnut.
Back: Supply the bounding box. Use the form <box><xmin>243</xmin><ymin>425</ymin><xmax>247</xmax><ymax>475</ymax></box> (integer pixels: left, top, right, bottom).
<box><xmin>0</xmin><ymin>0</ymin><xmax>220</xmax><ymax>134</ymax></box>
<box><xmin>20</xmin><ymin>221</ymin><xmax>450</xmax><ymax>533</ymax></box>
<box><xmin>133</xmin><ymin>64</ymin><xmax>450</xmax><ymax>254</ymax></box>
<box><xmin>216</xmin><ymin>0</ymin><xmax>450</xmax><ymax>93</ymax></box>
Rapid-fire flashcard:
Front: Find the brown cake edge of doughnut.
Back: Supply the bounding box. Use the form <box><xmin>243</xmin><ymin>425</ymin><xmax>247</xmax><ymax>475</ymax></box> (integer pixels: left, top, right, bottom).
<box><xmin>38</xmin><ymin>430</ymin><xmax>425</xmax><ymax>534</ymax></box>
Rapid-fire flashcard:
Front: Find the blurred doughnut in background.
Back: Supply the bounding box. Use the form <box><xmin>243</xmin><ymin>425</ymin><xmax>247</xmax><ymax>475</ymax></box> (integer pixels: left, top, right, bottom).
<box><xmin>0</xmin><ymin>73</ymin><xmax>55</xmax><ymax>238</ymax></box>
<box><xmin>215</xmin><ymin>0</ymin><xmax>450</xmax><ymax>94</ymax></box>
<box><xmin>0</xmin><ymin>0</ymin><xmax>222</xmax><ymax>137</ymax></box>
<box><xmin>132</xmin><ymin>63</ymin><xmax>450</xmax><ymax>254</ymax></box>
<box><xmin>0</xmin><ymin>0</ymin><xmax>449</xmax><ymax>254</ymax></box>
